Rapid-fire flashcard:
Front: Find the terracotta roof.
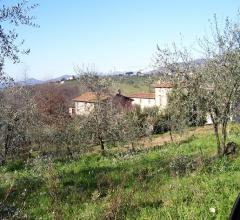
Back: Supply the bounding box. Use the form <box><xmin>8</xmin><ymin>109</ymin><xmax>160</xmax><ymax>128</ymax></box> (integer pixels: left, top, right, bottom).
<box><xmin>72</xmin><ymin>92</ymin><xmax>108</xmax><ymax>103</ymax></box>
<box><xmin>152</xmin><ymin>82</ymin><xmax>173</xmax><ymax>88</ymax></box>
<box><xmin>129</xmin><ymin>93</ymin><xmax>155</xmax><ymax>99</ymax></box>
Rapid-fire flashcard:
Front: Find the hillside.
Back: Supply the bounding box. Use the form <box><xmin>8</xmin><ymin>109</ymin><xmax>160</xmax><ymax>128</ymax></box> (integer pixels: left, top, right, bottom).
<box><xmin>63</xmin><ymin>75</ymin><xmax>158</xmax><ymax>96</ymax></box>
<box><xmin>1</xmin><ymin>127</ymin><xmax>240</xmax><ymax>219</ymax></box>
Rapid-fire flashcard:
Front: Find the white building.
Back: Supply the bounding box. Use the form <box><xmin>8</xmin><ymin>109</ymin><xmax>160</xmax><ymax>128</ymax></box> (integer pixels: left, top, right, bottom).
<box><xmin>154</xmin><ymin>82</ymin><xmax>173</xmax><ymax>110</ymax></box>
<box><xmin>129</xmin><ymin>81</ymin><xmax>213</xmax><ymax>124</ymax></box>
<box><xmin>129</xmin><ymin>93</ymin><xmax>156</xmax><ymax>109</ymax></box>
<box><xmin>70</xmin><ymin>91</ymin><xmax>133</xmax><ymax>116</ymax></box>
<box><xmin>129</xmin><ymin>82</ymin><xmax>173</xmax><ymax>110</ymax></box>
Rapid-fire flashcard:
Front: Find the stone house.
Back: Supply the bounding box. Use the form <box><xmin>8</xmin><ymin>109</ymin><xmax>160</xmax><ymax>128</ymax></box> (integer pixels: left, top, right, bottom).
<box><xmin>69</xmin><ymin>91</ymin><xmax>133</xmax><ymax>116</ymax></box>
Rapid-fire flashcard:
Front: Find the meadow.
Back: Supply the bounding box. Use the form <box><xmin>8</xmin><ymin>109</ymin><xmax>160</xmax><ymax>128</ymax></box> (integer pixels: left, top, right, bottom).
<box><xmin>1</xmin><ymin>127</ymin><xmax>240</xmax><ymax>219</ymax></box>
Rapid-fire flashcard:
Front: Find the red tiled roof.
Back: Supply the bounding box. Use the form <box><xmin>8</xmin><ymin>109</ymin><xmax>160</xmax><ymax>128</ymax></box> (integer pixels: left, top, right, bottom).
<box><xmin>128</xmin><ymin>93</ymin><xmax>155</xmax><ymax>99</ymax></box>
<box><xmin>72</xmin><ymin>92</ymin><xmax>108</xmax><ymax>103</ymax></box>
<box><xmin>152</xmin><ymin>82</ymin><xmax>173</xmax><ymax>88</ymax></box>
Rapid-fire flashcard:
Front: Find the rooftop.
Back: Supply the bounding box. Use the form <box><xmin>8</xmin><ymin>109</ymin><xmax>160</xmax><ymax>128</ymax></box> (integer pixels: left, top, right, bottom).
<box><xmin>72</xmin><ymin>92</ymin><xmax>109</xmax><ymax>103</ymax></box>
<box><xmin>152</xmin><ymin>81</ymin><xmax>173</xmax><ymax>88</ymax></box>
<box><xmin>129</xmin><ymin>92</ymin><xmax>155</xmax><ymax>99</ymax></box>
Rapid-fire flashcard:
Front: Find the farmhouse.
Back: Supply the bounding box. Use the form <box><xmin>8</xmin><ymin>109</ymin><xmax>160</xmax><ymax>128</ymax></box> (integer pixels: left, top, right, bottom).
<box><xmin>128</xmin><ymin>81</ymin><xmax>214</xmax><ymax>124</ymax></box>
<box><xmin>69</xmin><ymin>81</ymin><xmax>174</xmax><ymax>115</ymax></box>
<box><xmin>69</xmin><ymin>81</ymin><xmax>213</xmax><ymax>124</ymax></box>
<box><xmin>69</xmin><ymin>91</ymin><xmax>133</xmax><ymax>116</ymax></box>
<box><xmin>129</xmin><ymin>93</ymin><xmax>155</xmax><ymax>109</ymax></box>
<box><xmin>129</xmin><ymin>81</ymin><xmax>173</xmax><ymax>110</ymax></box>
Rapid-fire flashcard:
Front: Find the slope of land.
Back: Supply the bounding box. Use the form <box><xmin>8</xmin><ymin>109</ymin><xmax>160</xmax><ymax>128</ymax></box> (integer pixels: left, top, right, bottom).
<box><xmin>1</xmin><ymin>127</ymin><xmax>240</xmax><ymax>219</ymax></box>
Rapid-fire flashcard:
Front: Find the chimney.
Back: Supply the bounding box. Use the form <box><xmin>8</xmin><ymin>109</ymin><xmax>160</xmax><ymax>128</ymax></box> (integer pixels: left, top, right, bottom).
<box><xmin>118</xmin><ymin>89</ymin><xmax>121</xmax><ymax>95</ymax></box>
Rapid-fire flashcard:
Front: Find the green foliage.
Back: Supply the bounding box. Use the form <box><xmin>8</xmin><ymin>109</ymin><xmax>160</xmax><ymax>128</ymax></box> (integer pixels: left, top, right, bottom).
<box><xmin>229</xmin><ymin>123</ymin><xmax>240</xmax><ymax>136</ymax></box>
<box><xmin>1</xmin><ymin>131</ymin><xmax>240</xmax><ymax>219</ymax></box>
<box><xmin>152</xmin><ymin>114</ymin><xmax>170</xmax><ymax>134</ymax></box>
<box><xmin>6</xmin><ymin>159</ymin><xmax>25</xmax><ymax>172</ymax></box>
<box><xmin>169</xmin><ymin>155</ymin><xmax>197</xmax><ymax>176</ymax></box>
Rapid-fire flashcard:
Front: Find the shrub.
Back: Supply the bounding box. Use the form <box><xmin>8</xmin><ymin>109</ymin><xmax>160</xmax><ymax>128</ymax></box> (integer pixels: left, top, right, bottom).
<box><xmin>169</xmin><ymin>156</ymin><xmax>197</xmax><ymax>176</ymax></box>
<box><xmin>229</xmin><ymin>123</ymin><xmax>240</xmax><ymax>136</ymax></box>
<box><xmin>153</xmin><ymin>114</ymin><xmax>170</xmax><ymax>134</ymax></box>
<box><xmin>6</xmin><ymin>160</ymin><xmax>25</xmax><ymax>172</ymax></box>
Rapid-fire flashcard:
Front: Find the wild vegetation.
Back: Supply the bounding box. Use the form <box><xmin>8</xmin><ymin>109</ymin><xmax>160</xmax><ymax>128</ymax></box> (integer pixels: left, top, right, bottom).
<box><xmin>0</xmin><ymin>1</ymin><xmax>240</xmax><ymax>219</ymax></box>
<box><xmin>1</xmin><ymin>126</ymin><xmax>240</xmax><ymax>219</ymax></box>
<box><xmin>156</xmin><ymin>12</ymin><xmax>240</xmax><ymax>156</ymax></box>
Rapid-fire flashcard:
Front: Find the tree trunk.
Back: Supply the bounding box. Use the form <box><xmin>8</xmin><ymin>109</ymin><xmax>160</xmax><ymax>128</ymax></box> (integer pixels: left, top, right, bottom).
<box><xmin>131</xmin><ymin>142</ymin><xmax>135</xmax><ymax>152</ymax></box>
<box><xmin>213</xmin><ymin>123</ymin><xmax>222</xmax><ymax>155</ymax></box>
<box><xmin>99</xmin><ymin>138</ymin><xmax>105</xmax><ymax>155</ymax></box>
<box><xmin>221</xmin><ymin>119</ymin><xmax>228</xmax><ymax>154</ymax></box>
<box><xmin>67</xmin><ymin>146</ymin><xmax>74</xmax><ymax>160</ymax></box>
<box><xmin>4</xmin><ymin>126</ymin><xmax>12</xmax><ymax>163</ymax></box>
<box><xmin>210</xmin><ymin>111</ymin><xmax>222</xmax><ymax>155</ymax></box>
<box><xmin>169</xmin><ymin>128</ymin><xmax>174</xmax><ymax>143</ymax></box>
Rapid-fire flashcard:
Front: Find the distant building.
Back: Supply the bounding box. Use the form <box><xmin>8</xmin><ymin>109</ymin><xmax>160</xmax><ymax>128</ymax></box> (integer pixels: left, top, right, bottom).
<box><xmin>153</xmin><ymin>82</ymin><xmax>173</xmax><ymax>110</ymax></box>
<box><xmin>129</xmin><ymin>81</ymin><xmax>173</xmax><ymax>110</ymax></box>
<box><xmin>129</xmin><ymin>93</ymin><xmax>156</xmax><ymax>109</ymax></box>
<box><xmin>129</xmin><ymin>81</ymin><xmax>213</xmax><ymax>124</ymax></box>
<box><xmin>70</xmin><ymin>91</ymin><xmax>133</xmax><ymax>116</ymax></box>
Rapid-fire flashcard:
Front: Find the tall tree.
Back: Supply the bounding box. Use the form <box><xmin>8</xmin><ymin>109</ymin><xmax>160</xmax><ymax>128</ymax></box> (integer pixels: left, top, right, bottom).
<box><xmin>0</xmin><ymin>0</ymin><xmax>38</xmax><ymax>85</ymax></box>
<box><xmin>156</xmin><ymin>12</ymin><xmax>240</xmax><ymax>155</ymax></box>
<box><xmin>76</xmin><ymin>72</ymin><xmax>118</xmax><ymax>153</ymax></box>
<box><xmin>0</xmin><ymin>1</ymin><xmax>38</xmax><ymax>163</ymax></box>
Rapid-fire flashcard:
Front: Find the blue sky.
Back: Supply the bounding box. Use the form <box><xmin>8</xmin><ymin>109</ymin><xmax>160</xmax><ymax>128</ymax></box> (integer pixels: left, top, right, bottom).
<box><xmin>3</xmin><ymin>0</ymin><xmax>240</xmax><ymax>80</ymax></box>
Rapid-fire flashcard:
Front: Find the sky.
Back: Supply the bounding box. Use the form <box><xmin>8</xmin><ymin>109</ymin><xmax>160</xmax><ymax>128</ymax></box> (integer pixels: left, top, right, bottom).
<box><xmin>3</xmin><ymin>0</ymin><xmax>240</xmax><ymax>80</ymax></box>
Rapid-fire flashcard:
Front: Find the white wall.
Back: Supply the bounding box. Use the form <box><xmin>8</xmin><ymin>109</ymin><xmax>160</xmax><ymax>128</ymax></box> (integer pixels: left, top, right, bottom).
<box><xmin>75</xmin><ymin>102</ymin><xmax>94</xmax><ymax>115</ymax></box>
<box><xmin>132</xmin><ymin>98</ymin><xmax>156</xmax><ymax>109</ymax></box>
<box><xmin>206</xmin><ymin>114</ymin><xmax>213</xmax><ymax>124</ymax></box>
<box><xmin>69</xmin><ymin>107</ymin><xmax>74</xmax><ymax>116</ymax></box>
<box><xmin>155</xmin><ymin>88</ymin><xmax>172</xmax><ymax>110</ymax></box>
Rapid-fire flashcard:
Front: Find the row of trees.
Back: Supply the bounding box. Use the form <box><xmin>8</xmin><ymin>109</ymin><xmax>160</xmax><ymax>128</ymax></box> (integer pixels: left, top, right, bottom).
<box><xmin>1</xmin><ymin>1</ymin><xmax>240</xmax><ymax>163</ymax></box>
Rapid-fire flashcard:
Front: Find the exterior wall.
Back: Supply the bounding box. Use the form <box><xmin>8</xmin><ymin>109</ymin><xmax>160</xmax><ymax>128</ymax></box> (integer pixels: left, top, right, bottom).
<box><xmin>206</xmin><ymin>114</ymin><xmax>213</xmax><ymax>124</ymax></box>
<box><xmin>69</xmin><ymin>107</ymin><xmax>75</xmax><ymax>116</ymax></box>
<box><xmin>132</xmin><ymin>98</ymin><xmax>156</xmax><ymax>109</ymax></box>
<box><xmin>75</xmin><ymin>101</ymin><xmax>94</xmax><ymax>115</ymax></box>
<box><xmin>155</xmin><ymin>88</ymin><xmax>172</xmax><ymax>110</ymax></box>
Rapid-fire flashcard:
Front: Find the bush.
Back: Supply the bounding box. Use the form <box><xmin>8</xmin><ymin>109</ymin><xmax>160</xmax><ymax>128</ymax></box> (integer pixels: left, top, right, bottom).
<box><xmin>153</xmin><ymin>115</ymin><xmax>170</xmax><ymax>134</ymax></box>
<box><xmin>229</xmin><ymin>123</ymin><xmax>240</xmax><ymax>136</ymax></box>
<box><xmin>6</xmin><ymin>160</ymin><xmax>25</xmax><ymax>172</ymax></box>
<box><xmin>169</xmin><ymin>156</ymin><xmax>197</xmax><ymax>176</ymax></box>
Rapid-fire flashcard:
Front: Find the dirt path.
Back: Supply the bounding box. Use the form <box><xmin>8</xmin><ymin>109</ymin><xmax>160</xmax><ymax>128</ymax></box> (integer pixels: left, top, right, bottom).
<box><xmin>139</xmin><ymin>125</ymin><xmax>213</xmax><ymax>149</ymax></box>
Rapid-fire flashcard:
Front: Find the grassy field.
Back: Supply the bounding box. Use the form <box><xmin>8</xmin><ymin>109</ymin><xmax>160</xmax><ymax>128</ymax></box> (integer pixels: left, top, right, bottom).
<box><xmin>66</xmin><ymin>75</ymin><xmax>158</xmax><ymax>95</ymax></box>
<box><xmin>1</xmin><ymin>128</ymin><xmax>240</xmax><ymax>219</ymax></box>
<box><xmin>111</xmin><ymin>75</ymin><xmax>156</xmax><ymax>95</ymax></box>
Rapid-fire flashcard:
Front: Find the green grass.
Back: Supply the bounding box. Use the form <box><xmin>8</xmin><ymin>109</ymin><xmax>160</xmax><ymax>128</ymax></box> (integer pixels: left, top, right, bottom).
<box><xmin>1</xmin><ymin>132</ymin><xmax>240</xmax><ymax>219</ymax></box>
<box><xmin>111</xmin><ymin>76</ymin><xmax>155</xmax><ymax>95</ymax></box>
<box><xmin>66</xmin><ymin>75</ymin><xmax>158</xmax><ymax>95</ymax></box>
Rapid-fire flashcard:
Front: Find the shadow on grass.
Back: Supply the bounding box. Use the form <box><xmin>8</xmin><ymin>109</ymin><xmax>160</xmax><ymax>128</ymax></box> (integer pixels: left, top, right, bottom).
<box><xmin>0</xmin><ymin>175</ymin><xmax>44</xmax><ymax>219</ymax></box>
<box><xmin>138</xmin><ymin>199</ymin><xmax>164</xmax><ymax>209</ymax></box>
<box><xmin>58</xmin><ymin>153</ymin><xmax>173</xmax><ymax>204</ymax></box>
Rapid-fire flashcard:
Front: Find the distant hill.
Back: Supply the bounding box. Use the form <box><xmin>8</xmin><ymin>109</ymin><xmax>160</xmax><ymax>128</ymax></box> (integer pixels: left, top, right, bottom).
<box><xmin>46</xmin><ymin>75</ymin><xmax>75</xmax><ymax>83</ymax></box>
<box><xmin>16</xmin><ymin>74</ymin><xmax>76</xmax><ymax>86</ymax></box>
<box><xmin>18</xmin><ymin>78</ymin><xmax>44</xmax><ymax>86</ymax></box>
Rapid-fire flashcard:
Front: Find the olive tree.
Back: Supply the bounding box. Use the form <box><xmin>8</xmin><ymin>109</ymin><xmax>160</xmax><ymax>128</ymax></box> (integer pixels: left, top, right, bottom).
<box><xmin>0</xmin><ymin>86</ymin><xmax>37</xmax><ymax>163</ymax></box>
<box><xmin>156</xmin><ymin>12</ymin><xmax>240</xmax><ymax>155</ymax></box>
<box><xmin>76</xmin><ymin>72</ymin><xmax>124</xmax><ymax>154</ymax></box>
<box><xmin>0</xmin><ymin>1</ymin><xmax>38</xmax><ymax>163</ymax></box>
